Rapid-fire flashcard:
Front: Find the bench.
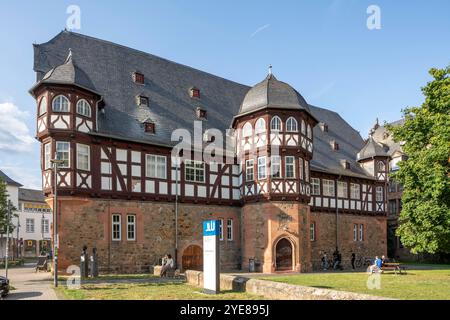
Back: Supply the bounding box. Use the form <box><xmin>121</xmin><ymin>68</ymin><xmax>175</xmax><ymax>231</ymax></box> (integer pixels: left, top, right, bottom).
<box><xmin>381</xmin><ymin>263</ymin><xmax>407</xmax><ymax>274</ymax></box>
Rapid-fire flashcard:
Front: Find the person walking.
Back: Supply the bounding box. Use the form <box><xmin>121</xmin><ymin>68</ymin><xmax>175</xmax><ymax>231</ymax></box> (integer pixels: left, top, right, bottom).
<box><xmin>351</xmin><ymin>252</ymin><xmax>356</xmax><ymax>270</ymax></box>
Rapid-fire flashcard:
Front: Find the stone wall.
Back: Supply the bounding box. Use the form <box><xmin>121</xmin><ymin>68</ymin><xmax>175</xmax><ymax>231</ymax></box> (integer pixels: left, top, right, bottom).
<box><xmin>310</xmin><ymin>211</ymin><xmax>387</xmax><ymax>270</ymax></box>
<box><xmin>53</xmin><ymin>197</ymin><xmax>241</xmax><ymax>273</ymax></box>
<box><xmin>185</xmin><ymin>270</ymin><xmax>389</xmax><ymax>300</ymax></box>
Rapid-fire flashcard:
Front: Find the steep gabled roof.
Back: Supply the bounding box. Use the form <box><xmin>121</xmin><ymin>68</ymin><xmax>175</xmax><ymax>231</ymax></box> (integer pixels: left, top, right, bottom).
<box><xmin>32</xmin><ymin>31</ymin><xmax>374</xmax><ymax>180</ymax></box>
<box><xmin>0</xmin><ymin>169</ymin><xmax>22</xmax><ymax>187</ymax></box>
<box><xmin>357</xmin><ymin>135</ymin><xmax>389</xmax><ymax>161</ymax></box>
<box><xmin>19</xmin><ymin>188</ymin><xmax>46</xmax><ymax>203</ymax></box>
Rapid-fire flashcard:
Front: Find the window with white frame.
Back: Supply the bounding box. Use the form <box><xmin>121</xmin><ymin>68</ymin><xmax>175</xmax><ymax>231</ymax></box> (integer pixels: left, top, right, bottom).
<box><xmin>257</xmin><ymin>157</ymin><xmax>267</xmax><ymax>180</ymax></box>
<box><xmin>307</xmin><ymin>125</ymin><xmax>312</xmax><ymax>139</ymax></box>
<box><xmin>305</xmin><ymin>160</ymin><xmax>309</xmax><ymax>182</ymax></box>
<box><xmin>310</xmin><ymin>222</ymin><xmax>315</xmax><ymax>241</ymax></box>
<box><xmin>301</xmin><ymin>119</ymin><xmax>306</xmax><ymax>135</ymax></box>
<box><xmin>112</xmin><ymin>214</ymin><xmax>121</xmax><ymax>241</ymax></box>
<box><xmin>323</xmin><ymin>179</ymin><xmax>335</xmax><ymax>197</ymax></box>
<box><xmin>255</xmin><ymin>118</ymin><xmax>266</xmax><ymax>134</ymax></box>
<box><xmin>26</xmin><ymin>218</ymin><xmax>35</xmax><ymax>233</ymax></box>
<box><xmin>76</xmin><ymin>144</ymin><xmax>90</xmax><ymax>171</ymax></box>
<box><xmin>337</xmin><ymin>181</ymin><xmax>348</xmax><ymax>198</ymax></box>
<box><xmin>185</xmin><ymin>160</ymin><xmax>205</xmax><ymax>183</ymax></box>
<box><xmin>56</xmin><ymin>141</ymin><xmax>70</xmax><ymax>168</ymax></box>
<box><xmin>286</xmin><ymin>117</ymin><xmax>298</xmax><ymax>132</ymax></box>
<box><xmin>227</xmin><ymin>219</ymin><xmax>233</xmax><ymax>241</ymax></box>
<box><xmin>376</xmin><ymin>186</ymin><xmax>384</xmax><ymax>202</ymax></box>
<box><xmin>271</xmin><ymin>155</ymin><xmax>281</xmax><ymax>178</ymax></box>
<box><xmin>219</xmin><ymin>219</ymin><xmax>224</xmax><ymax>241</ymax></box>
<box><xmin>359</xmin><ymin>224</ymin><xmax>364</xmax><ymax>241</ymax></box>
<box><xmin>311</xmin><ymin>178</ymin><xmax>320</xmax><ymax>195</ymax></box>
<box><xmin>146</xmin><ymin>154</ymin><xmax>167</xmax><ymax>179</ymax></box>
<box><xmin>299</xmin><ymin>158</ymin><xmax>304</xmax><ymax>180</ymax></box>
<box><xmin>76</xmin><ymin>99</ymin><xmax>91</xmax><ymax>117</ymax></box>
<box><xmin>350</xmin><ymin>183</ymin><xmax>360</xmax><ymax>199</ymax></box>
<box><xmin>353</xmin><ymin>224</ymin><xmax>357</xmax><ymax>241</ymax></box>
<box><xmin>44</xmin><ymin>143</ymin><xmax>51</xmax><ymax>170</ymax></box>
<box><xmin>39</xmin><ymin>96</ymin><xmax>47</xmax><ymax>116</ymax></box>
<box><xmin>270</xmin><ymin>116</ymin><xmax>281</xmax><ymax>132</ymax></box>
<box><xmin>245</xmin><ymin>159</ymin><xmax>254</xmax><ymax>181</ymax></box>
<box><xmin>285</xmin><ymin>156</ymin><xmax>295</xmax><ymax>179</ymax></box>
<box><xmin>52</xmin><ymin>95</ymin><xmax>69</xmax><ymax>112</ymax></box>
<box><xmin>127</xmin><ymin>215</ymin><xmax>136</xmax><ymax>241</ymax></box>
<box><xmin>242</xmin><ymin>122</ymin><xmax>252</xmax><ymax>137</ymax></box>
<box><xmin>41</xmin><ymin>218</ymin><xmax>49</xmax><ymax>234</ymax></box>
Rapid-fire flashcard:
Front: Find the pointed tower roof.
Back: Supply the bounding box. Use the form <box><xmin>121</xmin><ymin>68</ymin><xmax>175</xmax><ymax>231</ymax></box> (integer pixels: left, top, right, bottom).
<box><xmin>30</xmin><ymin>49</ymin><xmax>99</xmax><ymax>96</ymax></box>
<box><xmin>357</xmin><ymin>135</ymin><xmax>388</xmax><ymax>161</ymax></box>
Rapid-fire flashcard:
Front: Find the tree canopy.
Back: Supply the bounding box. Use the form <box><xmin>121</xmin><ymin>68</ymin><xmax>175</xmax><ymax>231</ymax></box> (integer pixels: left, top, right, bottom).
<box><xmin>388</xmin><ymin>65</ymin><xmax>450</xmax><ymax>254</ymax></box>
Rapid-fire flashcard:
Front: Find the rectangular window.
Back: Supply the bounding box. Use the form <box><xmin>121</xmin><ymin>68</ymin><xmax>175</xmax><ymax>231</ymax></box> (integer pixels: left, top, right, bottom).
<box><xmin>311</xmin><ymin>178</ymin><xmax>320</xmax><ymax>195</ymax></box>
<box><xmin>218</xmin><ymin>219</ymin><xmax>224</xmax><ymax>241</ymax></box>
<box><xmin>56</xmin><ymin>141</ymin><xmax>70</xmax><ymax>168</ymax></box>
<box><xmin>258</xmin><ymin>157</ymin><xmax>267</xmax><ymax>180</ymax></box>
<box><xmin>285</xmin><ymin>156</ymin><xmax>295</xmax><ymax>179</ymax></box>
<box><xmin>323</xmin><ymin>179</ymin><xmax>335</xmax><ymax>197</ymax></box>
<box><xmin>388</xmin><ymin>181</ymin><xmax>397</xmax><ymax>193</ymax></box>
<box><xmin>127</xmin><ymin>215</ymin><xmax>136</xmax><ymax>241</ymax></box>
<box><xmin>359</xmin><ymin>224</ymin><xmax>364</xmax><ymax>241</ymax></box>
<box><xmin>146</xmin><ymin>154</ymin><xmax>167</xmax><ymax>179</ymax></box>
<box><xmin>44</xmin><ymin>143</ymin><xmax>51</xmax><ymax>170</ymax></box>
<box><xmin>310</xmin><ymin>222</ymin><xmax>315</xmax><ymax>241</ymax></box>
<box><xmin>350</xmin><ymin>183</ymin><xmax>360</xmax><ymax>199</ymax></box>
<box><xmin>184</xmin><ymin>160</ymin><xmax>205</xmax><ymax>183</ymax></box>
<box><xmin>41</xmin><ymin>219</ymin><xmax>49</xmax><ymax>234</ymax></box>
<box><xmin>376</xmin><ymin>186</ymin><xmax>384</xmax><ymax>202</ymax></box>
<box><xmin>271</xmin><ymin>156</ymin><xmax>281</xmax><ymax>178</ymax></box>
<box><xmin>389</xmin><ymin>200</ymin><xmax>397</xmax><ymax>214</ymax></box>
<box><xmin>299</xmin><ymin>158</ymin><xmax>304</xmax><ymax>180</ymax></box>
<box><xmin>353</xmin><ymin>224</ymin><xmax>357</xmax><ymax>241</ymax></box>
<box><xmin>76</xmin><ymin>144</ymin><xmax>90</xmax><ymax>171</ymax></box>
<box><xmin>305</xmin><ymin>160</ymin><xmax>309</xmax><ymax>182</ymax></box>
<box><xmin>26</xmin><ymin>218</ymin><xmax>35</xmax><ymax>233</ymax></box>
<box><xmin>112</xmin><ymin>214</ymin><xmax>121</xmax><ymax>241</ymax></box>
<box><xmin>337</xmin><ymin>181</ymin><xmax>348</xmax><ymax>198</ymax></box>
<box><xmin>227</xmin><ymin>219</ymin><xmax>233</xmax><ymax>241</ymax></box>
<box><xmin>245</xmin><ymin>160</ymin><xmax>254</xmax><ymax>181</ymax></box>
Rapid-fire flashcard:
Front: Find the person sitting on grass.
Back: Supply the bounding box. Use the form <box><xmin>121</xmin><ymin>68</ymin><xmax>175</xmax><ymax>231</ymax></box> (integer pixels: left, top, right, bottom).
<box><xmin>160</xmin><ymin>254</ymin><xmax>174</xmax><ymax>277</ymax></box>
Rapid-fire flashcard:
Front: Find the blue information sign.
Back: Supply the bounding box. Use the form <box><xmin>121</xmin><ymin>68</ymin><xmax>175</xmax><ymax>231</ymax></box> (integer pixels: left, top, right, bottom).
<box><xmin>203</xmin><ymin>220</ymin><xmax>220</xmax><ymax>237</ymax></box>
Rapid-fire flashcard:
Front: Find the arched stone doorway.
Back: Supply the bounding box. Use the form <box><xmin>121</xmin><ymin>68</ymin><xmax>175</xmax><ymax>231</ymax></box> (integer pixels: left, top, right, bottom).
<box><xmin>182</xmin><ymin>245</ymin><xmax>203</xmax><ymax>271</ymax></box>
<box><xmin>275</xmin><ymin>238</ymin><xmax>293</xmax><ymax>271</ymax></box>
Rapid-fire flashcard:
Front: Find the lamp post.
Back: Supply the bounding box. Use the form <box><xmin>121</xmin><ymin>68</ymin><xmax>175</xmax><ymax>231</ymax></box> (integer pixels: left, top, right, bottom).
<box><xmin>50</xmin><ymin>158</ymin><xmax>64</xmax><ymax>287</ymax></box>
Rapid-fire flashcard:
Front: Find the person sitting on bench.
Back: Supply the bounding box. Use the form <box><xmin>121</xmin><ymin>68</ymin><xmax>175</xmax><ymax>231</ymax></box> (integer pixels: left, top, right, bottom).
<box><xmin>160</xmin><ymin>254</ymin><xmax>174</xmax><ymax>277</ymax></box>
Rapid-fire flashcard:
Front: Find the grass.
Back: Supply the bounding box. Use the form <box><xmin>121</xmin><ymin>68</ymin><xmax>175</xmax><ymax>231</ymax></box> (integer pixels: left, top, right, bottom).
<box><xmin>58</xmin><ymin>273</ymin><xmax>156</xmax><ymax>282</ymax></box>
<box><xmin>259</xmin><ymin>269</ymin><xmax>450</xmax><ymax>300</ymax></box>
<box><xmin>57</xmin><ymin>282</ymin><xmax>266</xmax><ymax>300</ymax></box>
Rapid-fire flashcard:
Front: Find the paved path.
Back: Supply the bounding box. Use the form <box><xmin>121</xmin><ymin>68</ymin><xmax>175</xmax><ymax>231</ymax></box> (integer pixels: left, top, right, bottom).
<box><xmin>2</xmin><ymin>263</ymin><xmax>58</xmax><ymax>300</ymax></box>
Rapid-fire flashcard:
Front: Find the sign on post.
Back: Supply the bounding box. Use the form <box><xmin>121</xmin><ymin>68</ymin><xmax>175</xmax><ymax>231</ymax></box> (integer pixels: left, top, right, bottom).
<box><xmin>203</xmin><ymin>220</ymin><xmax>220</xmax><ymax>294</ymax></box>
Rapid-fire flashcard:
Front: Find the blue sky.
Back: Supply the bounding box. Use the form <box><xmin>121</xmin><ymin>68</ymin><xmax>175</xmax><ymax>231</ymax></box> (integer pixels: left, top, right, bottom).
<box><xmin>0</xmin><ymin>0</ymin><xmax>449</xmax><ymax>188</ymax></box>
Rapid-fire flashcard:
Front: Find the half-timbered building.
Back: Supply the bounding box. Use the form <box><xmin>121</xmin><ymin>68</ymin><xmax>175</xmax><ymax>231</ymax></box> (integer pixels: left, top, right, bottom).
<box><xmin>30</xmin><ymin>31</ymin><xmax>387</xmax><ymax>273</ymax></box>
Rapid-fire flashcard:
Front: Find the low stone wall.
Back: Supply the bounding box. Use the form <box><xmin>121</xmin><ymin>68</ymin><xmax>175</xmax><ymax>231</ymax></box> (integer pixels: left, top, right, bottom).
<box><xmin>185</xmin><ymin>270</ymin><xmax>389</xmax><ymax>300</ymax></box>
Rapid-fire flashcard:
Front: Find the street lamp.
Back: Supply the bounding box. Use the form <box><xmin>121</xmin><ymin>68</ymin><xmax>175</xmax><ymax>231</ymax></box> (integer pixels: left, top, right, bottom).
<box><xmin>50</xmin><ymin>158</ymin><xmax>64</xmax><ymax>288</ymax></box>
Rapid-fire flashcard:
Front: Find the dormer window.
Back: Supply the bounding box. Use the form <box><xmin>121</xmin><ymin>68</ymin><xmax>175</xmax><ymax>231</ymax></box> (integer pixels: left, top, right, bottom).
<box><xmin>144</xmin><ymin>122</ymin><xmax>155</xmax><ymax>134</ymax></box>
<box><xmin>330</xmin><ymin>140</ymin><xmax>339</xmax><ymax>150</ymax></box>
<box><xmin>190</xmin><ymin>87</ymin><xmax>200</xmax><ymax>98</ymax></box>
<box><xmin>320</xmin><ymin>122</ymin><xmax>328</xmax><ymax>132</ymax></box>
<box><xmin>340</xmin><ymin>159</ymin><xmax>350</xmax><ymax>169</ymax></box>
<box><xmin>137</xmin><ymin>95</ymin><xmax>149</xmax><ymax>107</ymax></box>
<box><xmin>133</xmin><ymin>72</ymin><xmax>145</xmax><ymax>84</ymax></box>
<box><xmin>196</xmin><ymin>107</ymin><xmax>207</xmax><ymax>119</ymax></box>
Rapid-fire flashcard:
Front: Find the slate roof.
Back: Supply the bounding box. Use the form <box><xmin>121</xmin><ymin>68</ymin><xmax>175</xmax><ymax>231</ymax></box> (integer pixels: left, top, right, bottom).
<box><xmin>19</xmin><ymin>188</ymin><xmax>46</xmax><ymax>203</ymax></box>
<box><xmin>0</xmin><ymin>169</ymin><xmax>22</xmax><ymax>187</ymax></box>
<box><xmin>357</xmin><ymin>136</ymin><xmax>389</xmax><ymax>161</ymax></box>
<box><xmin>238</xmin><ymin>73</ymin><xmax>313</xmax><ymax>117</ymax></box>
<box><xmin>372</xmin><ymin>119</ymin><xmax>405</xmax><ymax>156</ymax></box>
<box><xmin>32</xmin><ymin>31</ymin><xmax>374</xmax><ymax>180</ymax></box>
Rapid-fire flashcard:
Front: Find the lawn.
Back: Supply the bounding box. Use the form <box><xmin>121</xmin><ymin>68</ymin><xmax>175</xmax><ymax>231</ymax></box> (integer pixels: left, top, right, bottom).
<box><xmin>57</xmin><ymin>282</ymin><xmax>266</xmax><ymax>300</ymax></box>
<box><xmin>259</xmin><ymin>269</ymin><xmax>450</xmax><ymax>300</ymax></box>
<box><xmin>58</xmin><ymin>273</ymin><xmax>156</xmax><ymax>282</ymax></box>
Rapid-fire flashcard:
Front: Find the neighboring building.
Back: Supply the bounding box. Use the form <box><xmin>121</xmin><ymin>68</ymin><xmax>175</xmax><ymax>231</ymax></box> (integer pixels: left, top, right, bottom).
<box><xmin>17</xmin><ymin>188</ymin><xmax>52</xmax><ymax>257</ymax></box>
<box><xmin>0</xmin><ymin>169</ymin><xmax>22</xmax><ymax>259</ymax></box>
<box><xmin>370</xmin><ymin>119</ymin><xmax>412</xmax><ymax>260</ymax></box>
<box><xmin>29</xmin><ymin>31</ymin><xmax>388</xmax><ymax>274</ymax></box>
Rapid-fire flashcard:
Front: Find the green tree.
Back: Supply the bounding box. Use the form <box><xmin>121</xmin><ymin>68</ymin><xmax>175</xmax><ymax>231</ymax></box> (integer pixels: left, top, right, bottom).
<box><xmin>388</xmin><ymin>65</ymin><xmax>450</xmax><ymax>254</ymax></box>
<box><xmin>0</xmin><ymin>177</ymin><xmax>17</xmax><ymax>236</ymax></box>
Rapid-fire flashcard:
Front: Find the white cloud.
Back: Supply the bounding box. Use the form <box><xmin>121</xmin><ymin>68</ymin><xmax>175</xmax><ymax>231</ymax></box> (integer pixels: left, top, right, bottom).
<box><xmin>0</xmin><ymin>102</ymin><xmax>36</xmax><ymax>152</ymax></box>
<box><xmin>0</xmin><ymin>165</ymin><xmax>42</xmax><ymax>190</ymax></box>
<box><xmin>250</xmin><ymin>24</ymin><xmax>271</xmax><ymax>38</ymax></box>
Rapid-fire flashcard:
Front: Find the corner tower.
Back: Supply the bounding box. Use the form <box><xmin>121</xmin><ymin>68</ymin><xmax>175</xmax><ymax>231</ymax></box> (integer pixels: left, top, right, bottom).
<box><xmin>232</xmin><ymin>69</ymin><xmax>318</xmax><ymax>273</ymax></box>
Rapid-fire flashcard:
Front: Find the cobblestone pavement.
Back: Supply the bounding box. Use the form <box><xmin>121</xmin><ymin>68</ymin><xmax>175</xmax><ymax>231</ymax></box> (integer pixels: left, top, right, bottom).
<box><xmin>2</xmin><ymin>263</ymin><xmax>58</xmax><ymax>300</ymax></box>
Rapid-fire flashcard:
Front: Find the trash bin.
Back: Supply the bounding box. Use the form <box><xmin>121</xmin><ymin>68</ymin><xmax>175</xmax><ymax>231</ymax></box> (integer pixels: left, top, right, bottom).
<box><xmin>249</xmin><ymin>258</ymin><xmax>255</xmax><ymax>272</ymax></box>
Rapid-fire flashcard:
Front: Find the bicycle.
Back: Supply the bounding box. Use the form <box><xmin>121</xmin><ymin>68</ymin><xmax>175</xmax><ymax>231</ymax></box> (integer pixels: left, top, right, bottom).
<box><xmin>354</xmin><ymin>256</ymin><xmax>373</xmax><ymax>269</ymax></box>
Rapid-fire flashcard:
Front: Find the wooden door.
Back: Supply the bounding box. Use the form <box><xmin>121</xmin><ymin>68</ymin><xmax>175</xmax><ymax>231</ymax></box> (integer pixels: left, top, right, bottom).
<box><xmin>182</xmin><ymin>245</ymin><xmax>203</xmax><ymax>271</ymax></box>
